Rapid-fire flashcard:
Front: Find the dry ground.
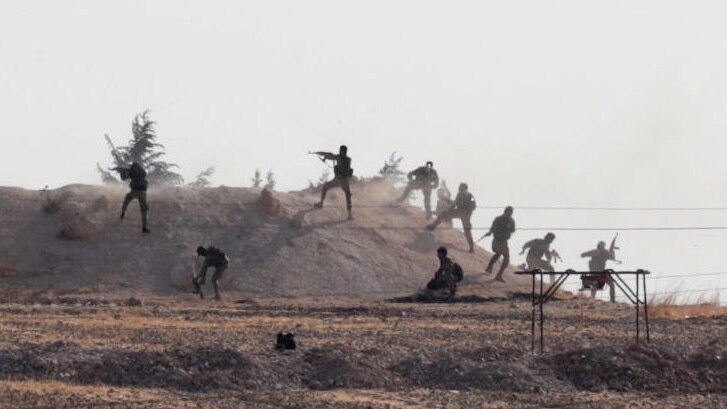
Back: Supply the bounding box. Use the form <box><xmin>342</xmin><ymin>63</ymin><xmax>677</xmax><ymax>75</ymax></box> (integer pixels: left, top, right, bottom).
<box><xmin>0</xmin><ymin>295</ymin><xmax>725</xmax><ymax>408</ymax></box>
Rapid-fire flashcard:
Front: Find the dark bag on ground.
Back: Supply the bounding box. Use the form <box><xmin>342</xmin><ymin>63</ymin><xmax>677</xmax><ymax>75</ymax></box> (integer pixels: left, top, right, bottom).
<box><xmin>275</xmin><ymin>332</ymin><xmax>296</xmax><ymax>351</ymax></box>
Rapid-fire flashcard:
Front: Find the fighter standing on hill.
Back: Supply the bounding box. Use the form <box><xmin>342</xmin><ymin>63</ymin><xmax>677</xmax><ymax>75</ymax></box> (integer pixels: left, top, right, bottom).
<box><xmin>398</xmin><ymin>161</ymin><xmax>439</xmax><ymax>219</ymax></box>
<box><xmin>480</xmin><ymin>206</ymin><xmax>516</xmax><ymax>281</ymax></box>
<box><xmin>114</xmin><ymin>161</ymin><xmax>150</xmax><ymax>233</ymax></box>
<box><xmin>426</xmin><ymin>183</ymin><xmax>477</xmax><ymax>253</ymax></box>
<box><xmin>311</xmin><ymin>145</ymin><xmax>354</xmax><ymax>220</ymax></box>
<box><xmin>192</xmin><ymin>246</ymin><xmax>229</xmax><ymax>300</ymax></box>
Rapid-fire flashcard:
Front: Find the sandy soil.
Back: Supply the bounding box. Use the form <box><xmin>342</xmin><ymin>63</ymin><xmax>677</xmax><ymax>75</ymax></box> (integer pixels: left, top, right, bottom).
<box><xmin>0</xmin><ymin>180</ymin><xmax>529</xmax><ymax>298</ymax></box>
<box><xmin>0</xmin><ymin>295</ymin><xmax>724</xmax><ymax>408</ymax></box>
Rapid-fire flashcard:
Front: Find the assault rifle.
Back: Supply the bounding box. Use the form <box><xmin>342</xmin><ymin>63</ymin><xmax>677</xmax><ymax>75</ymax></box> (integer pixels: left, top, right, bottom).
<box><xmin>610</xmin><ymin>233</ymin><xmax>623</xmax><ymax>264</ymax></box>
<box><xmin>550</xmin><ymin>249</ymin><xmax>562</xmax><ymax>264</ymax></box>
<box><xmin>109</xmin><ymin>165</ymin><xmax>130</xmax><ymax>180</ymax></box>
<box><xmin>308</xmin><ymin>151</ymin><xmax>337</xmax><ymax>162</ymax></box>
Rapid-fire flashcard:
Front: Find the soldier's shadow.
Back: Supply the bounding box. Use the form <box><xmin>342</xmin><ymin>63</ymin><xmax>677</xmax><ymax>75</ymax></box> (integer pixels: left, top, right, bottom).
<box><xmin>241</xmin><ymin>208</ymin><xmax>353</xmax><ymax>262</ymax></box>
<box><xmin>404</xmin><ymin>230</ymin><xmax>438</xmax><ymax>254</ymax></box>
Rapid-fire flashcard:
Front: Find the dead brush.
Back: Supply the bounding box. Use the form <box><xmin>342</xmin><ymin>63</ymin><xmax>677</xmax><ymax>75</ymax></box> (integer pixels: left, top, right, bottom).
<box><xmin>41</xmin><ymin>186</ymin><xmax>71</xmax><ymax>214</ymax></box>
<box><xmin>648</xmin><ymin>293</ymin><xmax>726</xmax><ymax>318</ymax></box>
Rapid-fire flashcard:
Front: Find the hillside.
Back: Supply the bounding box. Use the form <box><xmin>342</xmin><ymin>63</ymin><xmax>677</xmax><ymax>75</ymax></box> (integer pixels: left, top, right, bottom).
<box><xmin>0</xmin><ymin>179</ymin><xmax>528</xmax><ymax>298</ymax></box>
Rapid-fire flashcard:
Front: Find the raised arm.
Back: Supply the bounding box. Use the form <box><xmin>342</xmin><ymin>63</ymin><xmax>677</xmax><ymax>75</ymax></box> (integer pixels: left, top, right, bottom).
<box><xmin>407</xmin><ymin>169</ymin><xmax>415</xmax><ymax>181</ymax></box>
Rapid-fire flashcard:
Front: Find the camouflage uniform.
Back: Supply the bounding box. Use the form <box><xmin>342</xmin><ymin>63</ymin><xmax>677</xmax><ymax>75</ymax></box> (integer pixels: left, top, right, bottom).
<box><xmin>120</xmin><ymin>163</ymin><xmax>149</xmax><ymax>233</ymax></box>
<box><xmin>398</xmin><ymin>165</ymin><xmax>439</xmax><ymax>219</ymax></box>
<box><xmin>426</xmin><ymin>256</ymin><xmax>457</xmax><ymax>296</ymax></box>
<box><xmin>317</xmin><ymin>152</ymin><xmax>353</xmax><ymax>218</ymax></box>
<box><xmin>427</xmin><ymin>189</ymin><xmax>477</xmax><ymax>252</ymax></box>
<box><xmin>193</xmin><ymin>247</ymin><xmax>230</xmax><ymax>300</ymax></box>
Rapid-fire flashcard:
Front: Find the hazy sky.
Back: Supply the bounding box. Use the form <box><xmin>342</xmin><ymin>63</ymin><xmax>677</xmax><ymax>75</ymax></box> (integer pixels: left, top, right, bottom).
<box><xmin>2</xmin><ymin>1</ymin><xmax>727</xmax><ymax>299</ymax></box>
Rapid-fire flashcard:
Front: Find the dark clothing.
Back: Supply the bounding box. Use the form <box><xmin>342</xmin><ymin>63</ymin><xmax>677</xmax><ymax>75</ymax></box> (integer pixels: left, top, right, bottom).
<box><xmin>526</xmin><ymin>257</ymin><xmax>555</xmax><ymax>273</ymax></box>
<box><xmin>121</xmin><ymin>190</ymin><xmax>149</xmax><ymax>230</ymax></box>
<box><xmin>408</xmin><ymin>166</ymin><xmax>439</xmax><ymax>187</ymax></box>
<box><xmin>126</xmin><ymin>163</ymin><xmax>148</xmax><ymax>192</ymax></box>
<box><xmin>582</xmin><ymin>247</ymin><xmax>617</xmax><ymax>302</ymax></box>
<box><xmin>318</xmin><ymin>153</ymin><xmax>353</xmax><ymax>216</ymax></box>
<box><xmin>582</xmin><ymin>248</ymin><xmax>615</xmax><ymax>271</ymax></box>
<box><xmin>399</xmin><ymin>181</ymin><xmax>433</xmax><ymax>218</ymax></box>
<box><xmin>522</xmin><ymin>238</ymin><xmax>555</xmax><ymax>277</ymax></box>
<box><xmin>490</xmin><ymin>215</ymin><xmax>515</xmax><ymax>241</ymax></box>
<box><xmin>453</xmin><ymin>191</ymin><xmax>476</xmax><ymax>211</ymax></box>
<box><xmin>193</xmin><ymin>247</ymin><xmax>229</xmax><ymax>300</ymax></box>
<box><xmin>332</xmin><ymin>155</ymin><xmax>353</xmax><ymax>178</ymax></box>
<box><xmin>436</xmin><ymin>208</ymin><xmax>473</xmax><ymax>230</ymax></box>
<box><xmin>427</xmin><ymin>257</ymin><xmax>457</xmax><ymax>294</ymax></box>
<box><xmin>202</xmin><ymin>247</ymin><xmax>229</xmax><ymax>269</ymax></box>
<box><xmin>523</xmin><ymin>238</ymin><xmax>551</xmax><ymax>261</ymax></box>
<box><xmin>486</xmin><ymin>215</ymin><xmax>515</xmax><ymax>278</ymax></box>
<box><xmin>427</xmin><ymin>191</ymin><xmax>476</xmax><ymax>252</ymax></box>
<box><xmin>400</xmin><ymin>166</ymin><xmax>439</xmax><ymax>218</ymax></box>
<box><xmin>120</xmin><ymin>163</ymin><xmax>149</xmax><ymax>232</ymax></box>
<box><xmin>320</xmin><ymin>176</ymin><xmax>352</xmax><ymax>213</ymax></box>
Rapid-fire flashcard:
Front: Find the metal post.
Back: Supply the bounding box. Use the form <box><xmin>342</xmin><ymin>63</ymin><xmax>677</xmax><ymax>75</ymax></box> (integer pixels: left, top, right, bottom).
<box><xmin>642</xmin><ymin>271</ymin><xmax>650</xmax><ymax>342</ymax></box>
<box><xmin>636</xmin><ymin>272</ymin><xmax>640</xmax><ymax>345</ymax></box>
<box><xmin>531</xmin><ymin>273</ymin><xmax>536</xmax><ymax>353</ymax></box>
<box><xmin>540</xmin><ymin>271</ymin><xmax>544</xmax><ymax>353</ymax></box>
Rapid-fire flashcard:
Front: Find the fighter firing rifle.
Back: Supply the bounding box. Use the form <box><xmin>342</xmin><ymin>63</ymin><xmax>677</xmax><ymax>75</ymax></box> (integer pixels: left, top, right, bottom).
<box><xmin>109</xmin><ymin>165</ymin><xmax>130</xmax><ymax>180</ymax></box>
<box><xmin>308</xmin><ymin>151</ymin><xmax>337</xmax><ymax>162</ymax></box>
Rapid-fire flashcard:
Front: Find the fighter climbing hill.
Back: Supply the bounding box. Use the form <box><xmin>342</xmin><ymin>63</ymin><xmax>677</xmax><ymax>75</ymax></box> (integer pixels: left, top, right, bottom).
<box><xmin>310</xmin><ymin>145</ymin><xmax>354</xmax><ymax>220</ymax></box>
<box><xmin>398</xmin><ymin>161</ymin><xmax>439</xmax><ymax>219</ymax></box>
<box><xmin>112</xmin><ymin>162</ymin><xmax>150</xmax><ymax>234</ymax></box>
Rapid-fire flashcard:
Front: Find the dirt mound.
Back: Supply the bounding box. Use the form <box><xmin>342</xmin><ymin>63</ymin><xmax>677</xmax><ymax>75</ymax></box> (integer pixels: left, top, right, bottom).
<box><xmin>303</xmin><ymin>345</ymin><xmax>399</xmax><ymax>390</ymax></box>
<box><xmin>550</xmin><ymin>341</ymin><xmax>727</xmax><ymax>393</ymax></box>
<box><xmin>0</xmin><ymin>180</ymin><xmax>529</xmax><ymax>298</ymax></box>
<box><xmin>0</xmin><ymin>342</ymin><xmax>289</xmax><ymax>392</ymax></box>
<box><xmin>394</xmin><ymin>347</ymin><xmax>541</xmax><ymax>393</ymax></box>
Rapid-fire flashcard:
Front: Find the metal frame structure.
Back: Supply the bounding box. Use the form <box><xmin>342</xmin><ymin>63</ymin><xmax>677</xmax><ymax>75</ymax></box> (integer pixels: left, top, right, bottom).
<box><xmin>514</xmin><ymin>269</ymin><xmax>651</xmax><ymax>353</ymax></box>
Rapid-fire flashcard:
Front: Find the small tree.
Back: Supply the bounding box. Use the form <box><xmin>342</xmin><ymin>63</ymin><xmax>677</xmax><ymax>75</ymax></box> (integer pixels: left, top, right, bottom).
<box><xmin>379</xmin><ymin>152</ymin><xmax>405</xmax><ymax>182</ymax></box>
<box><xmin>187</xmin><ymin>166</ymin><xmax>215</xmax><ymax>188</ymax></box>
<box><xmin>98</xmin><ymin>110</ymin><xmax>184</xmax><ymax>186</ymax></box>
<box><xmin>264</xmin><ymin>170</ymin><xmax>276</xmax><ymax>190</ymax></box>
<box><xmin>96</xmin><ymin>163</ymin><xmax>119</xmax><ymax>185</ymax></box>
<box><xmin>251</xmin><ymin>168</ymin><xmax>263</xmax><ymax>188</ymax></box>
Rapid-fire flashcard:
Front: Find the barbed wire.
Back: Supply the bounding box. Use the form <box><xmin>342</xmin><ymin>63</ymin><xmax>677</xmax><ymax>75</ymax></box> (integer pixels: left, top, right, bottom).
<box><xmin>7</xmin><ymin>195</ymin><xmax>727</xmax><ymax>211</ymax></box>
<box><xmin>650</xmin><ymin>271</ymin><xmax>727</xmax><ymax>280</ymax></box>
<box><xmin>5</xmin><ymin>215</ymin><xmax>727</xmax><ymax>232</ymax></box>
<box><xmin>613</xmin><ymin>286</ymin><xmax>727</xmax><ymax>298</ymax></box>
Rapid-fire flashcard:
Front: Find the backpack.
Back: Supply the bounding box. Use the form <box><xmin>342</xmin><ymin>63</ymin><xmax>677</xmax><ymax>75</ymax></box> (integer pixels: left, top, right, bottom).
<box><xmin>206</xmin><ymin>247</ymin><xmax>228</xmax><ymax>265</ymax></box>
<box><xmin>275</xmin><ymin>332</ymin><xmax>296</xmax><ymax>351</ymax></box>
<box><xmin>452</xmin><ymin>262</ymin><xmax>464</xmax><ymax>282</ymax></box>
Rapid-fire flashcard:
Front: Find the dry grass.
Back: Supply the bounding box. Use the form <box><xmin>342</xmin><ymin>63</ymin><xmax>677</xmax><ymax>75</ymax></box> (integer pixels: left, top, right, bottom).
<box><xmin>648</xmin><ymin>293</ymin><xmax>727</xmax><ymax>318</ymax></box>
